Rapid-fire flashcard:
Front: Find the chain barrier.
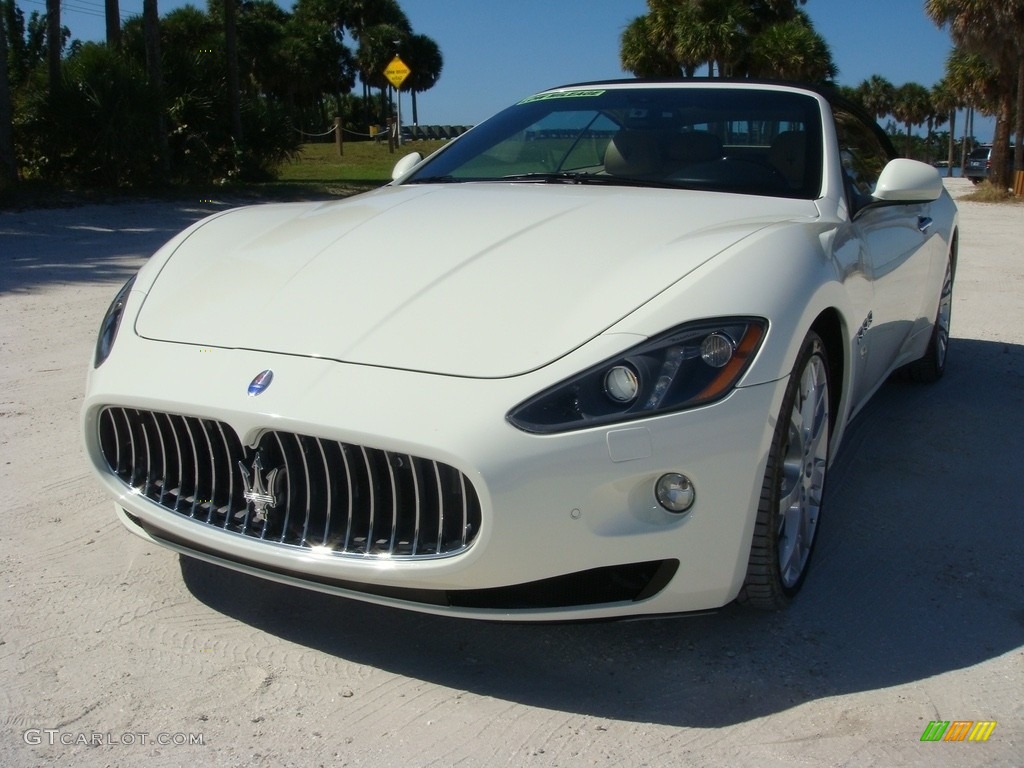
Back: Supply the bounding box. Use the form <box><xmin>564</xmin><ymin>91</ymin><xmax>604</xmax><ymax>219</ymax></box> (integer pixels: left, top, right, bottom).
<box><xmin>293</xmin><ymin>125</ymin><xmax>337</xmax><ymax>139</ymax></box>
<box><xmin>343</xmin><ymin>126</ymin><xmax>384</xmax><ymax>139</ymax></box>
<box><xmin>293</xmin><ymin>123</ymin><xmax>470</xmax><ymax>142</ymax></box>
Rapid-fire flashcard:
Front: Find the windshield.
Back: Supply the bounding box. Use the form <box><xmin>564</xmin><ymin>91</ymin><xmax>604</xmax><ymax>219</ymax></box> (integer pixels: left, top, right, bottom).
<box><xmin>404</xmin><ymin>86</ymin><xmax>823</xmax><ymax>199</ymax></box>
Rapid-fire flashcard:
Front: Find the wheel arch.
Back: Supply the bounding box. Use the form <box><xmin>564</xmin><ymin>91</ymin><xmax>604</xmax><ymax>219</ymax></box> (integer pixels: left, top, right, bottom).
<box><xmin>949</xmin><ymin>226</ymin><xmax>959</xmax><ymax>282</ymax></box>
<box><xmin>809</xmin><ymin>308</ymin><xmax>846</xmax><ymax>437</ymax></box>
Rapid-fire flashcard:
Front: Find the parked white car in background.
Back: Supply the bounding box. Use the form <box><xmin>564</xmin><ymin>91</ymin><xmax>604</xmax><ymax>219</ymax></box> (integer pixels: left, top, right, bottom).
<box><xmin>83</xmin><ymin>80</ymin><xmax>958</xmax><ymax>620</ymax></box>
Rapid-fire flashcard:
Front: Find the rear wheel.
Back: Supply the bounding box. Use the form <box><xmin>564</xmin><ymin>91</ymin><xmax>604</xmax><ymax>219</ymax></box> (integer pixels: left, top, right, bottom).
<box><xmin>740</xmin><ymin>332</ymin><xmax>831</xmax><ymax>610</ymax></box>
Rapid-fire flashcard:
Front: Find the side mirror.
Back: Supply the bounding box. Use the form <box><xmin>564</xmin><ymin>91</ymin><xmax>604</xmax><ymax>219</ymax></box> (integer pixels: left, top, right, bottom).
<box><xmin>391</xmin><ymin>152</ymin><xmax>423</xmax><ymax>181</ymax></box>
<box><xmin>872</xmin><ymin>158</ymin><xmax>943</xmax><ymax>203</ymax></box>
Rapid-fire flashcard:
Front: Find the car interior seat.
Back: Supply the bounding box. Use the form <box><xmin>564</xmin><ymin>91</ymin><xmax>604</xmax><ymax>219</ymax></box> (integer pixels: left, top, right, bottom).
<box><xmin>768</xmin><ymin>130</ymin><xmax>806</xmax><ymax>189</ymax></box>
<box><xmin>604</xmin><ymin>131</ymin><xmax>661</xmax><ymax>177</ymax></box>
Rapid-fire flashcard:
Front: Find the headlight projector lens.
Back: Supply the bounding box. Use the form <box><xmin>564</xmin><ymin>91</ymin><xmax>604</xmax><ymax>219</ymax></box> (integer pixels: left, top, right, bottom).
<box><xmin>604</xmin><ymin>365</ymin><xmax>640</xmax><ymax>403</ymax></box>
<box><xmin>700</xmin><ymin>332</ymin><xmax>735</xmax><ymax>368</ymax></box>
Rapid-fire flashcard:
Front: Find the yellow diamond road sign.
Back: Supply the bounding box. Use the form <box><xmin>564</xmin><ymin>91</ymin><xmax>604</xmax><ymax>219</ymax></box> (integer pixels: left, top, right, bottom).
<box><xmin>384</xmin><ymin>56</ymin><xmax>411</xmax><ymax>88</ymax></box>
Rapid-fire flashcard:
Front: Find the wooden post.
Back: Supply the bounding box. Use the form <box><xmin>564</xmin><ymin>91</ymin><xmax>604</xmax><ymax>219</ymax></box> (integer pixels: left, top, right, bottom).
<box><xmin>334</xmin><ymin>117</ymin><xmax>343</xmax><ymax>157</ymax></box>
<box><xmin>1014</xmin><ymin>170</ymin><xmax>1024</xmax><ymax>198</ymax></box>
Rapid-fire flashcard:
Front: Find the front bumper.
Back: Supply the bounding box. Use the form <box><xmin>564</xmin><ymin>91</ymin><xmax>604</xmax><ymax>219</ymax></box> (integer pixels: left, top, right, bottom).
<box><xmin>83</xmin><ymin>334</ymin><xmax>786</xmax><ymax>621</ymax></box>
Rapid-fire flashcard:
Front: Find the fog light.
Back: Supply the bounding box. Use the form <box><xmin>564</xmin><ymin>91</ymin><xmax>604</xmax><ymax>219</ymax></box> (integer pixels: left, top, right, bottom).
<box><xmin>655</xmin><ymin>473</ymin><xmax>695</xmax><ymax>514</ymax></box>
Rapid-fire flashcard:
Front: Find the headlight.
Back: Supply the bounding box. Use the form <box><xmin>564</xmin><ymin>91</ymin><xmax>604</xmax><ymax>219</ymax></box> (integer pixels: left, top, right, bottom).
<box><xmin>507</xmin><ymin>318</ymin><xmax>766</xmax><ymax>433</ymax></box>
<box><xmin>94</xmin><ymin>276</ymin><xmax>136</xmax><ymax>368</ymax></box>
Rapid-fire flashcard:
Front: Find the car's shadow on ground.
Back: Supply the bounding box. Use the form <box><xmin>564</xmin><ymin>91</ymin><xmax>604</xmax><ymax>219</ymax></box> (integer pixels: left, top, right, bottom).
<box><xmin>180</xmin><ymin>335</ymin><xmax>1024</xmax><ymax>728</ymax></box>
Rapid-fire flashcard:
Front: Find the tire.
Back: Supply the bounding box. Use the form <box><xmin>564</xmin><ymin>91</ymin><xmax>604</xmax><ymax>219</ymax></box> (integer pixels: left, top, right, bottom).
<box><xmin>739</xmin><ymin>331</ymin><xmax>831</xmax><ymax>610</ymax></box>
<box><xmin>902</xmin><ymin>250</ymin><xmax>954</xmax><ymax>383</ymax></box>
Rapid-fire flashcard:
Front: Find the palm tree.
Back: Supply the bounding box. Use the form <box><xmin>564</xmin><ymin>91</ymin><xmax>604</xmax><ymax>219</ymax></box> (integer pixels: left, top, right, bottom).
<box><xmin>748</xmin><ymin>0</ymin><xmax>807</xmax><ymax>26</ymax></box>
<box><xmin>237</xmin><ymin>0</ymin><xmax>291</xmax><ymax>99</ymax></box>
<box><xmin>926</xmin><ymin>0</ymin><xmax>1024</xmax><ymax>187</ymax></box>
<box><xmin>621</xmin><ymin>12</ymin><xmax>690</xmax><ymax>77</ymax></box>
<box><xmin>0</xmin><ymin>5</ymin><xmax>16</xmax><ymax>190</ymax></box>
<box><xmin>289</xmin><ymin>0</ymin><xmax>424</xmax><ymax>128</ymax></box>
<box><xmin>142</xmin><ymin>0</ymin><xmax>168</xmax><ymax>172</ymax></box>
<box><xmin>675</xmin><ymin>0</ymin><xmax>753</xmax><ymax>77</ymax></box>
<box><xmin>856</xmin><ymin>75</ymin><xmax>895</xmax><ymax>121</ymax></box>
<box><xmin>923</xmin><ymin>90</ymin><xmax>948</xmax><ymax>165</ymax></box>
<box><xmin>45</xmin><ymin>0</ymin><xmax>59</xmax><ymax>94</ymax></box>
<box><xmin>621</xmin><ymin>0</ymin><xmax>830</xmax><ymax>81</ymax></box>
<box><xmin>288</xmin><ymin>0</ymin><xmax>358</xmax><ymax>113</ymax></box>
<box><xmin>335</xmin><ymin>0</ymin><xmax>410</xmax><ymax>105</ymax></box>
<box><xmin>931</xmin><ymin>78</ymin><xmax>961</xmax><ymax>174</ymax></box>
<box><xmin>355</xmin><ymin>23</ymin><xmax>407</xmax><ymax>121</ymax></box>
<box><xmin>400</xmin><ymin>33</ymin><xmax>442</xmax><ymax>126</ymax></box>
<box><xmin>105</xmin><ymin>0</ymin><xmax>120</xmax><ymax>48</ymax></box>
<box><xmin>339</xmin><ymin>0</ymin><xmax>409</xmax><ymax>41</ymax></box>
<box><xmin>944</xmin><ymin>49</ymin><xmax>1000</xmax><ymax>170</ymax></box>
<box><xmin>748</xmin><ymin>16</ymin><xmax>836</xmax><ymax>82</ymax></box>
<box><xmin>224</xmin><ymin>0</ymin><xmax>243</xmax><ymax>143</ymax></box>
<box><xmin>892</xmin><ymin>82</ymin><xmax>932</xmax><ymax>158</ymax></box>
<box><xmin>4</xmin><ymin>0</ymin><xmax>61</xmax><ymax>88</ymax></box>
<box><xmin>945</xmin><ymin>49</ymin><xmax>999</xmax><ymax>112</ymax></box>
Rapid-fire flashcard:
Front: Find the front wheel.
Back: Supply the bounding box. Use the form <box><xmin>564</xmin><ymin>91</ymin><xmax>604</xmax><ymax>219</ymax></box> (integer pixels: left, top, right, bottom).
<box><xmin>740</xmin><ymin>332</ymin><xmax>831</xmax><ymax>610</ymax></box>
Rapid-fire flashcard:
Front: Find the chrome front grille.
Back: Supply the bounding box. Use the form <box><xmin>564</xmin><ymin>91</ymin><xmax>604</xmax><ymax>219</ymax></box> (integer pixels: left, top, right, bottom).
<box><xmin>97</xmin><ymin>407</ymin><xmax>481</xmax><ymax>559</ymax></box>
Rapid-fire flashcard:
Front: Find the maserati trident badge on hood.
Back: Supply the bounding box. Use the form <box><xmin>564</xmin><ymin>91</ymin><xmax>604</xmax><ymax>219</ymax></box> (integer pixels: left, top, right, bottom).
<box><xmin>247</xmin><ymin>369</ymin><xmax>273</xmax><ymax>397</ymax></box>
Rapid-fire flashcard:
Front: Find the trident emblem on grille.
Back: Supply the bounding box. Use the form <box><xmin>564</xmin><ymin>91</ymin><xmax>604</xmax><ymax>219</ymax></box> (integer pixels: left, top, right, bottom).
<box><xmin>238</xmin><ymin>453</ymin><xmax>280</xmax><ymax>524</ymax></box>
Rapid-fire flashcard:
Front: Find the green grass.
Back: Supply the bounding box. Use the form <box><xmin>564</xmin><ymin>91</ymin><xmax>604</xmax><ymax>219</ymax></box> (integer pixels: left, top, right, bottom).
<box><xmin>0</xmin><ymin>139</ymin><xmax>450</xmax><ymax>209</ymax></box>
<box><xmin>273</xmin><ymin>139</ymin><xmax>448</xmax><ymax>190</ymax></box>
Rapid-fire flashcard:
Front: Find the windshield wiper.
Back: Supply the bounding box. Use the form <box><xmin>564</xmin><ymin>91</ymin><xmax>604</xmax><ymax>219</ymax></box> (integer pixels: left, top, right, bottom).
<box><xmin>409</xmin><ymin>172</ymin><xmax>679</xmax><ymax>189</ymax></box>
<box><xmin>501</xmin><ymin>172</ymin><xmax>597</xmax><ymax>184</ymax></box>
<box><xmin>405</xmin><ymin>175</ymin><xmax>466</xmax><ymax>184</ymax></box>
<box><xmin>501</xmin><ymin>172</ymin><xmax>678</xmax><ymax>189</ymax></box>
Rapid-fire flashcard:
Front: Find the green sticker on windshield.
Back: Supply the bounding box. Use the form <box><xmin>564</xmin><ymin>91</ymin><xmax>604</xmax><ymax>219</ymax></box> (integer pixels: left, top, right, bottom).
<box><xmin>518</xmin><ymin>89</ymin><xmax>606</xmax><ymax>105</ymax></box>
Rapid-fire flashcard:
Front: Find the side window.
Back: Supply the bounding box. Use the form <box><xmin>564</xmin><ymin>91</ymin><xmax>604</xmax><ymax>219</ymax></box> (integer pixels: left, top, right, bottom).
<box><xmin>833</xmin><ymin>108</ymin><xmax>891</xmax><ymax>212</ymax></box>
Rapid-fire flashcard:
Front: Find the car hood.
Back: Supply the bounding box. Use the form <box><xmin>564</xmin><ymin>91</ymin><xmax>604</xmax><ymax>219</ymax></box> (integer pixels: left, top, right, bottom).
<box><xmin>136</xmin><ymin>184</ymin><xmax>817</xmax><ymax>378</ymax></box>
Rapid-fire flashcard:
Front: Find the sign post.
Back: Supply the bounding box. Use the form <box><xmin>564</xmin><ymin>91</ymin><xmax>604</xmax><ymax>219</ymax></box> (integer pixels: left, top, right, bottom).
<box><xmin>384</xmin><ymin>56</ymin><xmax>411</xmax><ymax>146</ymax></box>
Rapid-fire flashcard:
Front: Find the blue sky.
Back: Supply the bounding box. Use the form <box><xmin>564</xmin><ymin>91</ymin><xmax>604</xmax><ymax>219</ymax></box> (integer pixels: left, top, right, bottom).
<box><xmin>30</xmin><ymin>0</ymin><xmax>995</xmax><ymax>140</ymax></box>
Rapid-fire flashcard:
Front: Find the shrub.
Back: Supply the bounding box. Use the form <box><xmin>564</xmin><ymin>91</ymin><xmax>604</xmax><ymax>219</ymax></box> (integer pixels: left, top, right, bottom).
<box><xmin>16</xmin><ymin>43</ymin><xmax>161</xmax><ymax>187</ymax></box>
<box><xmin>14</xmin><ymin>40</ymin><xmax>299</xmax><ymax>188</ymax></box>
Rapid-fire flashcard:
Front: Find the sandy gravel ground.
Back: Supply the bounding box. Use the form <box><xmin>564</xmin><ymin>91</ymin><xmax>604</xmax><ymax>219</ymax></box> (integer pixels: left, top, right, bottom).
<box><xmin>1</xmin><ymin>179</ymin><xmax>1021</xmax><ymax>767</ymax></box>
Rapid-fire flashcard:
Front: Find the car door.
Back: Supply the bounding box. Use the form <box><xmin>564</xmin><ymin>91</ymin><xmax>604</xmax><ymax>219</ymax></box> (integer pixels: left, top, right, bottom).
<box><xmin>856</xmin><ymin>202</ymin><xmax>935</xmax><ymax>378</ymax></box>
<box><xmin>834</xmin><ymin>109</ymin><xmax>935</xmax><ymax>406</ymax></box>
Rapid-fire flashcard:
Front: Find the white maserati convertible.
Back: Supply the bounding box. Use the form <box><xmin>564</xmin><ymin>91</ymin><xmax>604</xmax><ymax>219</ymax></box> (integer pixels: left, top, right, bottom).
<box><xmin>83</xmin><ymin>81</ymin><xmax>957</xmax><ymax>620</ymax></box>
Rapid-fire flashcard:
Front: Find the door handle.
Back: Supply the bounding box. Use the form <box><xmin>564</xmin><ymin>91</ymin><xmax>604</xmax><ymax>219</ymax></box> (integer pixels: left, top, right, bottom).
<box><xmin>917</xmin><ymin>216</ymin><xmax>933</xmax><ymax>233</ymax></box>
